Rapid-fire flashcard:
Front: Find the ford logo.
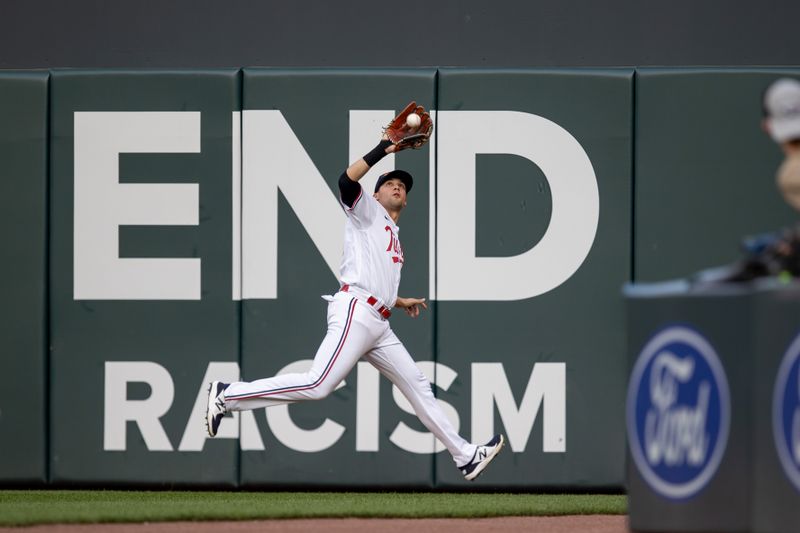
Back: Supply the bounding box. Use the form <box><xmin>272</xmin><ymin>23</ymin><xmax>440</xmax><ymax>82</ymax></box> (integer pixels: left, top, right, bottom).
<box><xmin>773</xmin><ymin>331</ymin><xmax>800</xmax><ymax>493</ymax></box>
<box><xmin>627</xmin><ymin>325</ymin><xmax>731</xmax><ymax>500</ymax></box>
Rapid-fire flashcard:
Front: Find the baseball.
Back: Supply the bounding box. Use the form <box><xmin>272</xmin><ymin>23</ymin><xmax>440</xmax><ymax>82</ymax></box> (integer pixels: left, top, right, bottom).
<box><xmin>406</xmin><ymin>113</ymin><xmax>421</xmax><ymax>128</ymax></box>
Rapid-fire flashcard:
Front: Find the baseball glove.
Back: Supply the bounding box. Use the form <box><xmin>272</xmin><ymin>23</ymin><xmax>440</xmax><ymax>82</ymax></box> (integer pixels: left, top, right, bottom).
<box><xmin>384</xmin><ymin>102</ymin><xmax>433</xmax><ymax>151</ymax></box>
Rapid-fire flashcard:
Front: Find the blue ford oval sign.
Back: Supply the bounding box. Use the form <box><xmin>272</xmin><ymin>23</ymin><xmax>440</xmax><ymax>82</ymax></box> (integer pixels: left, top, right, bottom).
<box><xmin>773</xmin><ymin>331</ymin><xmax>800</xmax><ymax>493</ymax></box>
<box><xmin>627</xmin><ymin>325</ymin><xmax>731</xmax><ymax>500</ymax></box>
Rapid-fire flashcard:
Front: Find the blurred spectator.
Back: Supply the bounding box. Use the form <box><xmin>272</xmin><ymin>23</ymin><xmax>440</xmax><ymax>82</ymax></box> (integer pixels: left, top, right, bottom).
<box><xmin>693</xmin><ymin>80</ymin><xmax>800</xmax><ymax>283</ymax></box>
<box><xmin>763</xmin><ymin>78</ymin><xmax>800</xmax><ymax>212</ymax></box>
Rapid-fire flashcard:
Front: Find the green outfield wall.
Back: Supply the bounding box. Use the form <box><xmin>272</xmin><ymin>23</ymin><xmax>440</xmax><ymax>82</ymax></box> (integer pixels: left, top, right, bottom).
<box><xmin>0</xmin><ymin>67</ymin><xmax>797</xmax><ymax>490</ymax></box>
<box><xmin>48</xmin><ymin>70</ymin><xmax>241</xmax><ymax>486</ymax></box>
<box><xmin>238</xmin><ymin>69</ymin><xmax>439</xmax><ymax>488</ymax></box>
<box><xmin>0</xmin><ymin>71</ymin><xmax>49</xmax><ymax>484</ymax></box>
<box><xmin>433</xmin><ymin>68</ymin><xmax>632</xmax><ymax>488</ymax></box>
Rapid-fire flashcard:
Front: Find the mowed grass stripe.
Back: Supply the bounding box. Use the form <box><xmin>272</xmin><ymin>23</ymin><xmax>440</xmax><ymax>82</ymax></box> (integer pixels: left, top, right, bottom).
<box><xmin>0</xmin><ymin>491</ymin><xmax>626</xmax><ymax>526</ymax></box>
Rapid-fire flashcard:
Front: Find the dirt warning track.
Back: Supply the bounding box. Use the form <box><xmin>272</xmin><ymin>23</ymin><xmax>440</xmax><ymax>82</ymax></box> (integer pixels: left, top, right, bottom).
<box><xmin>0</xmin><ymin>515</ymin><xmax>629</xmax><ymax>533</ymax></box>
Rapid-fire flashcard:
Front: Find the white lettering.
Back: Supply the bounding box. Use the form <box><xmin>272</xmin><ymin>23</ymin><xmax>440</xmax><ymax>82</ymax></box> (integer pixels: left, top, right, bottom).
<box><xmin>103</xmin><ymin>361</ymin><xmax>174</xmax><ymax>451</ymax></box>
<box><xmin>74</xmin><ymin>112</ymin><xmax>201</xmax><ymax>300</ymax></box>
<box><xmin>471</xmin><ymin>362</ymin><xmax>566</xmax><ymax>452</ymax></box>
<box><xmin>437</xmin><ymin>110</ymin><xmax>598</xmax><ymax>301</ymax></box>
<box><xmin>644</xmin><ymin>352</ymin><xmax>709</xmax><ymax>467</ymax></box>
<box><xmin>242</xmin><ymin>112</ymin><xmax>346</xmax><ymax>298</ymax></box>
<box><xmin>73</xmin><ymin>109</ymin><xmax>597</xmax><ymax>303</ymax></box>
<box><xmin>356</xmin><ymin>362</ymin><xmax>380</xmax><ymax>451</ymax></box>
<box><xmin>232</xmin><ymin>111</ymin><xmax>242</xmax><ymax>301</ymax></box>
<box><xmin>101</xmin><ymin>359</ymin><xmax>567</xmax><ymax>456</ymax></box>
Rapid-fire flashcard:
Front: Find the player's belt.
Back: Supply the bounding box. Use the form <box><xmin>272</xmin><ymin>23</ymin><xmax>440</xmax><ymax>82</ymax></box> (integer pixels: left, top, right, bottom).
<box><xmin>340</xmin><ymin>284</ymin><xmax>392</xmax><ymax>319</ymax></box>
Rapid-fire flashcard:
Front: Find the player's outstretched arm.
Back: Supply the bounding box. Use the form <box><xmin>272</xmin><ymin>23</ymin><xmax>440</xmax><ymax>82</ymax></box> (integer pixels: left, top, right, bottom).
<box><xmin>395</xmin><ymin>296</ymin><xmax>428</xmax><ymax>318</ymax></box>
<box><xmin>339</xmin><ymin>135</ymin><xmax>396</xmax><ymax>208</ymax></box>
<box><xmin>345</xmin><ymin>134</ymin><xmax>396</xmax><ymax>182</ymax></box>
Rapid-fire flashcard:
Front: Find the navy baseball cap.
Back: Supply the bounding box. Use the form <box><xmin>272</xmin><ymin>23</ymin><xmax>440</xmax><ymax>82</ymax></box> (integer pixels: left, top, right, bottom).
<box><xmin>374</xmin><ymin>170</ymin><xmax>413</xmax><ymax>194</ymax></box>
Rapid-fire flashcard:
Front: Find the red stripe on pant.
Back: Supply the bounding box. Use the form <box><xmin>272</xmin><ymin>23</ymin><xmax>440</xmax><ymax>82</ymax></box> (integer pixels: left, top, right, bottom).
<box><xmin>228</xmin><ymin>298</ymin><xmax>357</xmax><ymax>400</ymax></box>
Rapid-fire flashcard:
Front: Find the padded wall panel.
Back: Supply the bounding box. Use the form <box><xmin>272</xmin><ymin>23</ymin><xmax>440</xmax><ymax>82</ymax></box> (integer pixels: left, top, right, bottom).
<box><xmin>435</xmin><ymin>68</ymin><xmax>633</xmax><ymax>488</ymax></box>
<box><xmin>49</xmin><ymin>70</ymin><xmax>241</xmax><ymax>486</ymax></box>
<box><xmin>239</xmin><ymin>68</ymin><xmax>437</xmax><ymax>488</ymax></box>
<box><xmin>0</xmin><ymin>71</ymin><xmax>49</xmax><ymax>483</ymax></box>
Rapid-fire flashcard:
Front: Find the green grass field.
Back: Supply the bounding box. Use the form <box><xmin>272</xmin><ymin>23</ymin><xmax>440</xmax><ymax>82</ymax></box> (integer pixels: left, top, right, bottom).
<box><xmin>0</xmin><ymin>491</ymin><xmax>627</xmax><ymax>526</ymax></box>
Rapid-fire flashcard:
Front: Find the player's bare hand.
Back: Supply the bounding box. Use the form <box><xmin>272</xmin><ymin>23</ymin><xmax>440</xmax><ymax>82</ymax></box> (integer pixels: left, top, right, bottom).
<box><xmin>395</xmin><ymin>297</ymin><xmax>428</xmax><ymax>318</ymax></box>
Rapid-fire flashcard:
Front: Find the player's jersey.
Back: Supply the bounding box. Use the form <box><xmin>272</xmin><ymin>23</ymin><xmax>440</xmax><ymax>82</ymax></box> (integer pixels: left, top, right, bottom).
<box><xmin>339</xmin><ymin>186</ymin><xmax>404</xmax><ymax>307</ymax></box>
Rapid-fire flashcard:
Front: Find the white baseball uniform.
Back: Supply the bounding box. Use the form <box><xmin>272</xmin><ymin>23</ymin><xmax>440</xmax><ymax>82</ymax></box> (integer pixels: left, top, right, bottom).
<box><xmin>223</xmin><ymin>180</ymin><xmax>476</xmax><ymax>466</ymax></box>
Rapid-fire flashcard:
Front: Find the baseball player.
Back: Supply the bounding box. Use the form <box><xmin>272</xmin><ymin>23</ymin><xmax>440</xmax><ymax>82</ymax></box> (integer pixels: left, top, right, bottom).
<box><xmin>206</xmin><ymin>104</ymin><xmax>504</xmax><ymax>481</ymax></box>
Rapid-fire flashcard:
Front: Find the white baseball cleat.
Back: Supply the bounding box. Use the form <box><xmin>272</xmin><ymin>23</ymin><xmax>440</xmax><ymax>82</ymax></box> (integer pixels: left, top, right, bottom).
<box><xmin>205</xmin><ymin>381</ymin><xmax>229</xmax><ymax>437</ymax></box>
<box><xmin>460</xmin><ymin>434</ymin><xmax>505</xmax><ymax>481</ymax></box>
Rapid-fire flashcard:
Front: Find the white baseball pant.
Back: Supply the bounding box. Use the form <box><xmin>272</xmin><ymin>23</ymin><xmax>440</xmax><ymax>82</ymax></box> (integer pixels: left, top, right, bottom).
<box><xmin>223</xmin><ymin>291</ymin><xmax>476</xmax><ymax>466</ymax></box>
